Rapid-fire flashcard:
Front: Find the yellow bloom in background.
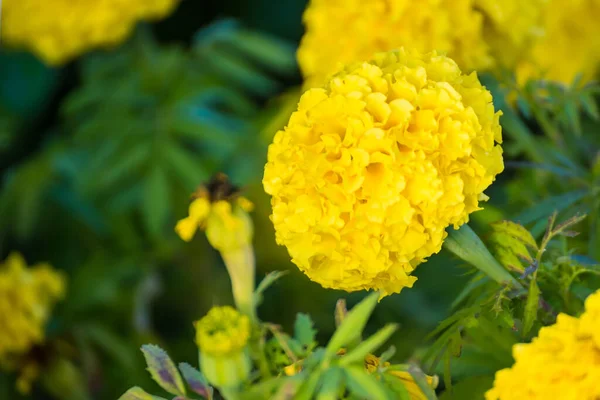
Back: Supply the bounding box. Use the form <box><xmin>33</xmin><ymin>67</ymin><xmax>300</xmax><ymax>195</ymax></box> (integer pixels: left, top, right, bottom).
<box><xmin>513</xmin><ymin>0</ymin><xmax>600</xmax><ymax>85</ymax></box>
<box><xmin>365</xmin><ymin>355</ymin><xmax>439</xmax><ymax>400</ymax></box>
<box><xmin>0</xmin><ymin>253</ymin><xmax>65</xmax><ymax>363</ymax></box>
<box><xmin>297</xmin><ymin>0</ymin><xmax>491</xmax><ymax>89</ymax></box>
<box><xmin>298</xmin><ymin>0</ymin><xmax>600</xmax><ymax>88</ymax></box>
<box><xmin>175</xmin><ymin>174</ymin><xmax>254</xmax><ymax>253</ymax></box>
<box><xmin>1</xmin><ymin>0</ymin><xmax>180</xmax><ymax>65</ymax></box>
<box><xmin>486</xmin><ymin>289</ymin><xmax>600</xmax><ymax>400</ymax></box>
<box><xmin>194</xmin><ymin>306</ymin><xmax>251</xmax><ymax>388</ymax></box>
<box><xmin>263</xmin><ymin>48</ymin><xmax>504</xmax><ymax>296</ymax></box>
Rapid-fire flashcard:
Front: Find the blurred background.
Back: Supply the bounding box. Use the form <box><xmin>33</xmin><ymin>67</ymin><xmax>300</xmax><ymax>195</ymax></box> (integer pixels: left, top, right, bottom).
<box><xmin>1</xmin><ymin>0</ymin><xmax>597</xmax><ymax>399</ymax></box>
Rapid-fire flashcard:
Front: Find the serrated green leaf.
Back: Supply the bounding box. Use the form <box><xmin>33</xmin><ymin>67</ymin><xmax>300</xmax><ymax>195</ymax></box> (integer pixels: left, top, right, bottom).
<box><xmin>179</xmin><ymin>363</ymin><xmax>213</xmax><ymax>399</ymax></box>
<box><xmin>142</xmin><ymin>166</ymin><xmax>170</xmax><ymax>237</ymax></box>
<box><xmin>444</xmin><ymin>225</ymin><xmax>522</xmax><ymax>289</ymax></box>
<box><xmin>118</xmin><ymin>387</ymin><xmax>167</xmax><ymax>400</ymax></box>
<box><xmin>141</xmin><ymin>345</ymin><xmax>186</xmax><ymax>396</ymax></box>
<box><xmin>324</xmin><ymin>293</ymin><xmax>379</xmax><ymax>361</ymax></box>
<box><xmin>523</xmin><ymin>279</ymin><xmax>540</xmax><ymax>337</ymax></box>
<box><xmin>339</xmin><ymin>324</ymin><xmax>398</xmax><ymax>367</ymax></box>
<box><xmin>344</xmin><ymin>365</ymin><xmax>391</xmax><ymax>400</ymax></box>
<box><xmin>294</xmin><ymin>313</ymin><xmax>317</xmax><ymax>349</ymax></box>
<box><xmin>316</xmin><ymin>367</ymin><xmax>344</xmax><ymax>400</ymax></box>
<box><xmin>490</xmin><ymin>221</ymin><xmax>538</xmax><ymax>250</ymax></box>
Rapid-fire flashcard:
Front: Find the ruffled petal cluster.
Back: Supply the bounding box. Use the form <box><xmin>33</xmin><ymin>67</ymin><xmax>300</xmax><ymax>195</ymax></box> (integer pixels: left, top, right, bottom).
<box><xmin>297</xmin><ymin>0</ymin><xmax>491</xmax><ymax>88</ymax></box>
<box><xmin>486</xmin><ymin>289</ymin><xmax>600</xmax><ymax>400</ymax></box>
<box><xmin>298</xmin><ymin>0</ymin><xmax>600</xmax><ymax>87</ymax></box>
<box><xmin>0</xmin><ymin>253</ymin><xmax>65</xmax><ymax>362</ymax></box>
<box><xmin>194</xmin><ymin>306</ymin><xmax>251</xmax><ymax>357</ymax></box>
<box><xmin>1</xmin><ymin>0</ymin><xmax>180</xmax><ymax>65</ymax></box>
<box><xmin>263</xmin><ymin>48</ymin><xmax>503</xmax><ymax>296</ymax></box>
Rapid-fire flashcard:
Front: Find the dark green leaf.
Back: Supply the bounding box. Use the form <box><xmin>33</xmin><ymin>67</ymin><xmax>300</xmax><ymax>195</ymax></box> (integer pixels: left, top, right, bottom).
<box><xmin>179</xmin><ymin>363</ymin><xmax>213</xmax><ymax>399</ymax></box>
<box><xmin>523</xmin><ymin>278</ymin><xmax>540</xmax><ymax>337</ymax></box>
<box><xmin>294</xmin><ymin>313</ymin><xmax>317</xmax><ymax>349</ymax></box>
<box><xmin>142</xmin><ymin>166</ymin><xmax>170</xmax><ymax>237</ymax></box>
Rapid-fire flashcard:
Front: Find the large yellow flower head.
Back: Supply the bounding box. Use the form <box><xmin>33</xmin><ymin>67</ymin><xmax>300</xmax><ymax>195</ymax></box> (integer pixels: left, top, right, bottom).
<box><xmin>263</xmin><ymin>48</ymin><xmax>504</xmax><ymax>296</ymax></box>
<box><xmin>297</xmin><ymin>0</ymin><xmax>491</xmax><ymax>88</ymax></box>
<box><xmin>0</xmin><ymin>253</ymin><xmax>65</xmax><ymax>362</ymax></box>
<box><xmin>194</xmin><ymin>306</ymin><xmax>251</xmax><ymax>358</ymax></box>
<box><xmin>1</xmin><ymin>0</ymin><xmax>180</xmax><ymax>65</ymax></box>
<box><xmin>486</xmin><ymin>289</ymin><xmax>600</xmax><ymax>400</ymax></box>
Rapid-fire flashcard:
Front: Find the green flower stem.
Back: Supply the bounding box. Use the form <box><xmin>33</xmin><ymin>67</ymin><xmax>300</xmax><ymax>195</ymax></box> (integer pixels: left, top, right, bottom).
<box><xmin>220</xmin><ymin>244</ymin><xmax>257</xmax><ymax>324</ymax></box>
<box><xmin>444</xmin><ymin>224</ymin><xmax>524</xmax><ymax>290</ymax></box>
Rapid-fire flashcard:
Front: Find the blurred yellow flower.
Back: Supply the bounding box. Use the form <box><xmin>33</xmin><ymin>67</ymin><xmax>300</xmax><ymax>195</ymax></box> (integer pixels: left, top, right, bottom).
<box><xmin>264</xmin><ymin>48</ymin><xmax>503</xmax><ymax>296</ymax></box>
<box><xmin>175</xmin><ymin>174</ymin><xmax>254</xmax><ymax>253</ymax></box>
<box><xmin>365</xmin><ymin>355</ymin><xmax>438</xmax><ymax>399</ymax></box>
<box><xmin>297</xmin><ymin>0</ymin><xmax>491</xmax><ymax>88</ymax></box>
<box><xmin>513</xmin><ymin>0</ymin><xmax>600</xmax><ymax>84</ymax></box>
<box><xmin>486</xmin><ymin>289</ymin><xmax>600</xmax><ymax>400</ymax></box>
<box><xmin>1</xmin><ymin>0</ymin><xmax>180</xmax><ymax>65</ymax></box>
<box><xmin>0</xmin><ymin>253</ymin><xmax>65</xmax><ymax>364</ymax></box>
<box><xmin>299</xmin><ymin>0</ymin><xmax>600</xmax><ymax>87</ymax></box>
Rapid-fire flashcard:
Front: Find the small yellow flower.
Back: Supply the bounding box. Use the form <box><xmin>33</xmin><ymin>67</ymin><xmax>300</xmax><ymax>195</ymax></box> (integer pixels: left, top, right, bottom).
<box><xmin>0</xmin><ymin>253</ymin><xmax>65</xmax><ymax>363</ymax></box>
<box><xmin>194</xmin><ymin>306</ymin><xmax>251</xmax><ymax>357</ymax></box>
<box><xmin>264</xmin><ymin>48</ymin><xmax>503</xmax><ymax>296</ymax></box>
<box><xmin>175</xmin><ymin>174</ymin><xmax>254</xmax><ymax>252</ymax></box>
<box><xmin>486</xmin><ymin>289</ymin><xmax>600</xmax><ymax>399</ymax></box>
<box><xmin>1</xmin><ymin>0</ymin><xmax>180</xmax><ymax>65</ymax></box>
<box><xmin>364</xmin><ymin>355</ymin><xmax>438</xmax><ymax>400</ymax></box>
<box><xmin>194</xmin><ymin>306</ymin><xmax>252</xmax><ymax>388</ymax></box>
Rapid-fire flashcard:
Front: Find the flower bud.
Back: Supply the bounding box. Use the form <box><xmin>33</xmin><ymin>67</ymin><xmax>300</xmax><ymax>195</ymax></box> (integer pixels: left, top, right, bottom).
<box><xmin>194</xmin><ymin>306</ymin><xmax>252</xmax><ymax>388</ymax></box>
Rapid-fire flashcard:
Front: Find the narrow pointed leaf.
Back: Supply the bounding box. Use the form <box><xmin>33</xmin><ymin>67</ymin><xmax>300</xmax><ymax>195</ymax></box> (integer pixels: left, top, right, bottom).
<box><xmin>339</xmin><ymin>324</ymin><xmax>398</xmax><ymax>366</ymax></box>
<box><xmin>444</xmin><ymin>225</ymin><xmax>522</xmax><ymax>289</ymax></box>
<box><xmin>408</xmin><ymin>365</ymin><xmax>438</xmax><ymax>400</ymax></box>
<box><xmin>179</xmin><ymin>363</ymin><xmax>213</xmax><ymax>399</ymax></box>
<box><xmin>523</xmin><ymin>279</ymin><xmax>540</xmax><ymax>337</ymax></box>
<box><xmin>344</xmin><ymin>366</ymin><xmax>391</xmax><ymax>400</ymax></box>
<box><xmin>316</xmin><ymin>367</ymin><xmax>344</xmax><ymax>400</ymax></box>
<box><xmin>513</xmin><ymin>190</ymin><xmax>588</xmax><ymax>226</ymax></box>
<box><xmin>324</xmin><ymin>293</ymin><xmax>379</xmax><ymax>361</ymax></box>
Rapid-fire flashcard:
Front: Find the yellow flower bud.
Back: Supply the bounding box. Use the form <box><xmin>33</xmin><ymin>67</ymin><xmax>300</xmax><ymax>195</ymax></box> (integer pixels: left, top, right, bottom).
<box><xmin>195</xmin><ymin>306</ymin><xmax>252</xmax><ymax>388</ymax></box>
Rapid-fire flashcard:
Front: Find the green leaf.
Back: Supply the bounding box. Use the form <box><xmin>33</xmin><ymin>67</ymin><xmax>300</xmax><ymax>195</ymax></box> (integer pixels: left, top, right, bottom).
<box><xmin>294</xmin><ymin>371</ymin><xmax>323</xmax><ymax>400</ymax></box>
<box><xmin>523</xmin><ymin>278</ymin><xmax>540</xmax><ymax>337</ymax></box>
<box><xmin>316</xmin><ymin>367</ymin><xmax>344</xmax><ymax>400</ymax></box>
<box><xmin>324</xmin><ymin>293</ymin><xmax>379</xmax><ymax>361</ymax></box>
<box><xmin>254</xmin><ymin>271</ymin><xmax>288</xmax><ymax>307</ymax></box>
<box><xmin>179</xmin><ymin>363</ymin><xmax>213</xmax><ymax>399</ymax></box>
<box><xmin>444</xmin><ymin>225</ymin><xmax>522</xmax><ymax>289</ymax></box>
<box><xmin>408</xmin><ymin>365</ymin><xmax>438</xmax><ymax>400</ymax></box>
<box><xmin>141</xmin><ymin>345</ymin><xmax>186</xmax><ymax>396</ymax></box>
<box><xmin>118</xmin><ymin>387</ymin><xmax>167</xmax><ymax>400</ymax></box>
<box><xmin>142</xmin><ymin>166</ymin><xmax>170</xmax><ymax>237</ymax></box>
<box><xmin>294</xmin><ymin>313</ymin><xmax>317</xmax><ymax>349</ymax></box>
<box><xmin>513</xmin><ymin>190</ymin><xmax>588</xmax><ymax>226</ymax></box>
<box><xmin>339</xmin><ymin>324</ymin><xmax>398</xmax><ymax>367</ymax></box>
<box><xmin>490</xmin><ymin>221</ymin><xmax>538</xmax><ymax>250</ymax></box>
<box><xmin>438</xmin><ymin>376</ymin><xmax>494</xmax><ymax>400</ymax></box>
<box><xmin>344</xmin><ymin>365</ymin><xmax>391</xmax><ymax>400</ymax></box>
<box><xmin>163</xmin><ymin>142</ymin><xmax>209</xmax><ymax>190</ymax></box>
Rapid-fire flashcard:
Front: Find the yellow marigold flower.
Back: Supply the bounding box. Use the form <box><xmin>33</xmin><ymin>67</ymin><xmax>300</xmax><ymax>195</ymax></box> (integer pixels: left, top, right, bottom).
<box><xmin>365</xmin><ymin>355</ymin><xmax>439</xmax><ymax>399</ymax></box>
<box><xmin>1</xmin><ymin>0</ymin><xmax>180</xmax><ymax>65</ymax></box>
<box><xmin>515</xmin><ymin>0</ymin><xmax>600</xmax><ymax>85</ymax></box>
<box><xmin>175</xmin><ymin>174</ymin><xmax>254</xmax><ymax>252</ymax></box>
<box><xmin>486</xmin><ymin>290</ymin><xmax>600</xmax><ymax>400</ymax></box>
<box><xmin>298</xmin><ymin>0</ymin><xmax>491</xmax><ymax>88</ymax></box>
<box><xmin>263</xmin><ymin>48</ymin><xmax>504</xmax><ymax>296</ymax></box>
<box><xmin>0</xmin><ymin>253</ymin><xmax>65</xmax><ymax>363</ymax></box>
<box><xmin>195</xmin><ymin>306</ymin><xmax>251</xmax><ymax>357</ymax></box>
<box><xmin>194</xmin><ymin>306</ymin><xmax>251</xmax><ymax>388</ymax></box>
